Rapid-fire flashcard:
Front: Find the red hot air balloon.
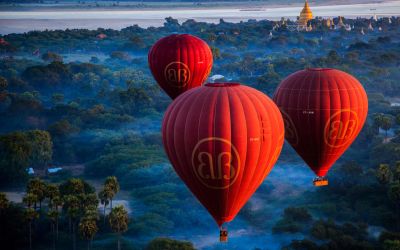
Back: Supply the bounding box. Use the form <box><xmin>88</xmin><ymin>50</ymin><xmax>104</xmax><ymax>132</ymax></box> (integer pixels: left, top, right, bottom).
<box><xmin>273</xmin><ymin>68</ymin><xmax>368</xmax><ymax>186</ymax></box>
<box><xmin>162</xmin><ymin>82</ymin><xmax>285</xmax><ymax>240</ymax></box>
<box><xmin>148</xmin><ymin>34</ymin><xmax>213</xmax><ymax>99</ymax></box>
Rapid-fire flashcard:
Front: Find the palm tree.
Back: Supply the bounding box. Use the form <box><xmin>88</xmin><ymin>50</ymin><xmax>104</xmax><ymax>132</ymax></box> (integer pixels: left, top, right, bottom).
<box><xmin>27</xmin><ymin>178</ymin><xmax>47</xmax><ymax>209</ymax></box>
<box><xmin>395</xmin><ymin>162</ymin><xmax>400</xmax><ymax>182</ymax></box>
<box><xmin>46</xmin><ymin>183</ymin><xmax>61</xmax><ymax>248</ymax></box>
<box><xmin>98</xmin><ymin>189</ymin><xmax>110</xmax><ymax>225</ymax></box>
<box><xmin>376</xmin><ymin>164</ymin><xmax>393</xmax><ymax>185</ymax></box>
<box><xmin>59</xmin><ymin>178</ymin><xmax>85</xmax><ymax>196</ymax></box>
<box><xmin>109</xmin><ymin>205</ymin><xmax>129</xmax><ymax>250</ymax></box>
<box><xmin>82</xmin><ymin>193</ymin><xmax>99</xmax><ymax>210</ymax></box>
<box><xmin>83</xmin><ymin>208</ymin><xmax>99</xmax><ymax>221</ymax></box>
<box><xmin>79</xmin><ymin>209</ymin><xmax>99</xmax><ymax>250</ymax></box>
<box><xmin>23</xmin><ymin>193</ymin><xmax>38</xmax><ymax>208</ymax></box>
<box><xmin>48</xmin><ymin>209</ymin><xmax>59</xmax><ymax>250</ymax></box>
<box><xmin>63</xmin><ymin>195</ymin><xmax>80</xmax><ymax>250</ymax></box>
<box><xmin>372</xmin><ymin>113</ymin><xmax>384</xmax><ymax>133</ymax></box>
<box><xmin>25</xmin><ymin>208</ymin><xmax>39</xmax><ymax>250</ymax></box>
<box><xmin>50</xmin><ymin>196</ymin><xmax>62</xmax><ymax>240</ymax></box>
<box><xmin>23</xmin><ymin>193</ymin><xmax>39</xmax><ymax>250</ymax></box>
<box><xmin>0</xmin><ymin>192</ymin><xmax>9</xmax><ymax>212</ymax></box>
<box><xmin>79</xmin><ymin>218</ymin><xmax>98</xmax><ymax>250</ymax></box>
<box><xmin>103</xmin><ymin>186</ymin><xmax>114</xmax><ymax>209</ymax></box>
<box><xmin>104</xmin><ymin>176</ymin><xmax>120</xmax><ymax>209</ymax></box>
<box><xmin>46</xmin><ymin>183</ymin><xmax>60</xmax><ymax>201</ymax></box>
<box><xmin>381</xmin><ymin>115</ymin><xmax>393</xmax><ymax>140</ymax></box>
<box><xmin>0</xmin><ymin>193</ymin><xmax>9</xmax><ymax>236</ymax></box>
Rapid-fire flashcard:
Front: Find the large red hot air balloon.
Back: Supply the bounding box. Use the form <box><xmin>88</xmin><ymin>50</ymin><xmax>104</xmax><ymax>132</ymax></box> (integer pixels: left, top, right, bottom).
<box><xmin>273</xmin><ymin>68</ymin><xmax>368</xmax><ymax>186</ymax></box>
<box><xmin>148</xmin><ymin>34</ymin><xmax>213</xmax><ymax>99</ymax></box>
<box><xmin>162</xmin><ymin>82</ymin><xmax>285</xmax><ymax>240</ymax></box>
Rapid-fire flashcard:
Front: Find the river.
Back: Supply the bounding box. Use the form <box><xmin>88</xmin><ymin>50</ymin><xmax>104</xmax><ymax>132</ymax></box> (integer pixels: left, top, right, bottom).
<box><xmin>0</xmin><ymin>1</ymin><xmax>399</xmax><ymax>34</ymax></box>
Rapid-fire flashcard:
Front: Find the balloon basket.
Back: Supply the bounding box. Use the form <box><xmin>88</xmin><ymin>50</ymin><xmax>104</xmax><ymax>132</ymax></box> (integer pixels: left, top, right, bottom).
<box><xmin>220</xmin><ymin>228</ymin><xmax>228</xmax><ymax>242</ymax></box>
<box><xmin>313</xmin><ymin>177</ymin><xmax>328</xmax><ymax>186</ymax></box>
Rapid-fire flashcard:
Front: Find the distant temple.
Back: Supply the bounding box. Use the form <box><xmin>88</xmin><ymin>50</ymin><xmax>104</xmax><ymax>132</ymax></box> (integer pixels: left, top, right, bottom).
<box><xmin>324</xmin><ymin>18</ymin><xmax>333</xmax><ymax>29</ymax></box>
<box><xmin>368</xmin><ymin>22</ymin><xmax>374</xmax><ymax>31</ymax></box>
<box><xmin>0</xmin><ymin>38</ymin><xmax>9</xmax><ymax>46</ymax></box>
<box><xmin>298</xmin><ymin>0</ymin><xmax>313</xmax><ymax>29</ymax></box>
<box><xmin>96</xmin><ymin>33</ymin><xmax>107</xmax><ymax>40</ymax></box>
<box><xmin>337</xmin><ymin>16</ymin><xmax>346</xmax><ymax>28</ymax></box>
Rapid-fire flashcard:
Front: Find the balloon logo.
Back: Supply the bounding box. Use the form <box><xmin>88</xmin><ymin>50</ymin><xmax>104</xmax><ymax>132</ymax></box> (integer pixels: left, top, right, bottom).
<box><xmin>148</xmin><ymin>34</ymin><xmax>213</xmax><ymax>99</ymax></box>
<box><xmin>324</xmin><ymin>110</ymin><xmax>359</xmax><ymax>148</ymax></box>
<box><xmin>192</xmin><ymin>137</ymin><xmax>241</xmax><ymax>189</ymax></box>
<box><xmin>163</xmin><ymin>61</ymin><xmax>191</xmax><ymax>88</ymax></box>
<box><xmin>279</xmin><ymin>109</ymin><xmax>299</xmax><ymax>146</ymax></box>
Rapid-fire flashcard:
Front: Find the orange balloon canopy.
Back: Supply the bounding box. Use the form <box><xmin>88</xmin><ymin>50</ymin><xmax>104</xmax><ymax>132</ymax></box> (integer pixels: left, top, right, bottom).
<box><xmin>148</xmin><ymin>34</ymin><xmax>213</xmax><ymax>99</ymax></box>
<box><xmin>273</xmin><ymin>68</ymin><xmax>368</xmax><ymax>177</ymax></box>
<box><xmin>162</xmin><ymin>83</ymin><xmax>284</xmax><ymax>226</ymax></box>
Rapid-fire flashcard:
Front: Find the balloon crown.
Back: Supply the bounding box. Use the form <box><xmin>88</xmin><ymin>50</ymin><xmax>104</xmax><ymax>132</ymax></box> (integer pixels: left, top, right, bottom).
<box><xmin>205</xmin><ymin>82</ymin><xmax>240</xmax><ymax>87</ymax></box>
<box><xmin>306</xmin><ymin>68</ymin><xmax>334</xmax><ymax>71</ymax></box>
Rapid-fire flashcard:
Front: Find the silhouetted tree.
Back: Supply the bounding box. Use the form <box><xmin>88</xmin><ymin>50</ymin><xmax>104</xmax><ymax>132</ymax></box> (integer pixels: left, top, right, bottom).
<box><xmin>104</xmin><ymin>176</ymin><xmax>119</xmax><ymax>209</ymax></box>
<box><xmin>394</xmin><ymin>162</ymin><xmax>400</xmax><ymax>182</ymax></box>
<box><xmin>0</xmin><ymin>132</ymin><xmax>32</xmax><ymax>186</ymax></box>
<box><xmin>0</xmin><ymin>76</ymin><xmax>8</xmax><ymax>90</ymax></box>
<box><xmin>98</xmin><ymin>189</ymin><xmax>110</xmax><ymax>225</ymax></box>
<box><xmin>377</xmin><ymin>164</ymin><xmax>393</xmax><ymax>185</ymax></box>
<box><xmin>47</xmin><ymin>209</ymin><xmax>59</xmax><ymax>250</ymax></box>
<box><xmin>109</xmin><ymin>205</ymin><xmax>128</xmax><ymax>250</ymax></box>
<box><xmin>0</xmin><ymin>192</ymin><xmax>9</xmax><ymax>211</ymax></box>
<box><xmin>23</xmin><ymin>193</ymin><xmax>39</xmax><ymax>250</ymax></box>
<box><xmin>381</xmin><ymin>115</ymin><xmax>393</xmax><ymax>139</ymax></box>
<box><xmin>42</xmin><ymin>51</ymin><xmax>63</xmax><ymax>62</ymax></box>
<box><xmin>63</xmin><ymin>195</ymin><xmax>80</xmax><ymax>250</ymax></box>
<box><xmin>26</xmin><ymin>130</ymin><xmax>53</xmax><ymax>169</ymax></box>
<box><xmin>79</xmin><ymin>209</ymin><xmax>99</xmax><ymax>250</ymax></box>
<box><xmin>27</xmin><ymin>178</ymin><xmax>47</xmax><ymax>209</ymax></box>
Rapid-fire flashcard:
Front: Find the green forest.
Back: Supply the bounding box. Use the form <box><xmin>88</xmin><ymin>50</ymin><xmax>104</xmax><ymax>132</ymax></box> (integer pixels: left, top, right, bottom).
<box><xmin>0</xmin><ymin>15</ymin><xmax>400</xmax><ymax>250</ymax></box>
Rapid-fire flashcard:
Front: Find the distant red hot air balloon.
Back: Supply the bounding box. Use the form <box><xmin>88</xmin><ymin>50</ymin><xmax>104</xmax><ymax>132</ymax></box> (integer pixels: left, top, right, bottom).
<box><xmin>162</xmin><ymin>82</ymin><xmax>284</xmax><ymax>239</ymax></box>
<box><xmin>148</xmin><ymin>34</ymin><xmax>213</xmax><ymax>99</ymax></box>
<box><xmin>273</xmin><ymin>68</ymin><xmax>368</xmax><ymax>186</ymax></box>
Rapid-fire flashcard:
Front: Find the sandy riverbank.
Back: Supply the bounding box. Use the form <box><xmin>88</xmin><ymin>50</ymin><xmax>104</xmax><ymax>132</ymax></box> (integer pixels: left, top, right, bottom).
<box><xmin>0</xmin><ymin>0</ymin><xmax>389</xmax><ymax>11</ymax></box>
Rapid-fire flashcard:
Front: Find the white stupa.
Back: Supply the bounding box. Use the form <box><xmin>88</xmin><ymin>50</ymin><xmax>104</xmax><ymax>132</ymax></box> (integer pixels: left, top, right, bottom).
<box><xmin>368</xmin><ymin>22</ymin><xmax>374</xmax><ymax>31</ymax></box>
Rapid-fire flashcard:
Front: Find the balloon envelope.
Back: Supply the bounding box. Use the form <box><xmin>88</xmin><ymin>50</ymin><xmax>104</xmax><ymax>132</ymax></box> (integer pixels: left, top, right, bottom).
<box><xmin>162</xmin><ymin>82</ymin><xmax>284</xmax><ymax>226</ymax></box>
<box><xmin>273</xmin><ymin>68</ymin><xmax>368</xmax><ymax>177</ymax></box>
<box><xmin>148</xmin><ymin>34</ymin><xmax>213</xmax><ymax>99</ymax></box>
